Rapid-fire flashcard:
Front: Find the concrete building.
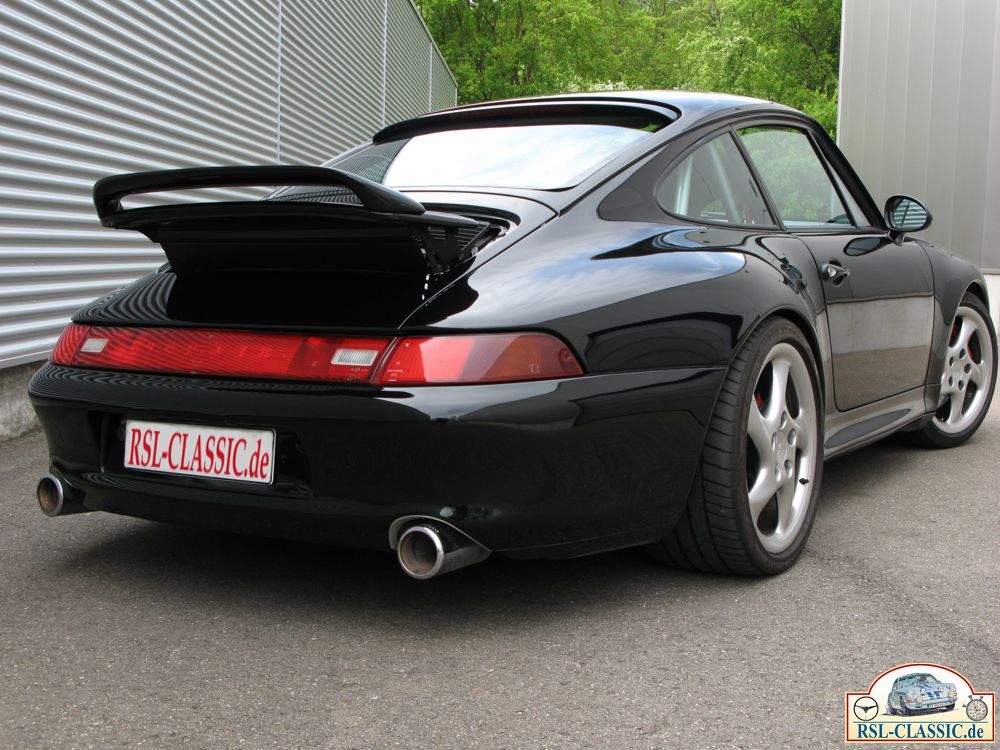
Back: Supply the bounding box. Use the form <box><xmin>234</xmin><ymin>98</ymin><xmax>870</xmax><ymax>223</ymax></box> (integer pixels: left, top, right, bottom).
<box><xmin>0</xmin><ymin>0</ymin><xmax>456</xmax><ymax>437</ymax></box>
<box><xmin>838</xmin><ymin>0</ymin><xmax>1000</xmax><ymax>321</ymax></box>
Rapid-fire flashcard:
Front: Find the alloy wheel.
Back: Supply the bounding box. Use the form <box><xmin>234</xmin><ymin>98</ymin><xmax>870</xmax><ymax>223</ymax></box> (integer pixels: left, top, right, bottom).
<box><xmin>936</xmin><ymin>305</ymin><xmax>994</xmax><ymax>434</ymax></box>
<box><xmin>746</xmin><ymin>342</ymin><xmax>819</xmax><ymax>554</ymax></box>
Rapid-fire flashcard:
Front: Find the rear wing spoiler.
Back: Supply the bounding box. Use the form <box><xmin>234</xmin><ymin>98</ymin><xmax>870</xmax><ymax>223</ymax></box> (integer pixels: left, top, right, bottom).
<box><xmin>94</xmin><ymin>166</ymin><xmax>428</xmax><ymax>219</ymax></box>
<box><xmin>93</xmin><ymin>166</ymin><xmax>492</xmax><ymax>275</ymax></box>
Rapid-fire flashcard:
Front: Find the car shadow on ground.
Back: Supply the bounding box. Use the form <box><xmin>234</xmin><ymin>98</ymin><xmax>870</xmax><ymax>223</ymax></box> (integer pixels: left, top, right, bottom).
<box><xmin>44</xmin><ymin>433</ymin><xmax>918</xmax><ymax>625</ymax></box>
<box><xmin>816</xmin><ymin>433</ymin><xmax>913</xmax><ymax>505</ymax></box>
<box><xmin>56</xmin><ymin>521</ymin><xmax>677</xmax><ymax>623</ymax></box>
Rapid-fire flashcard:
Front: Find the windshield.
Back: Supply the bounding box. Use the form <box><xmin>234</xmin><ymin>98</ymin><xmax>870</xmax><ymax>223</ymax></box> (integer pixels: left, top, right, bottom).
<box><xmin>914</xmin><ymin>674</ymin><xmax>938</xmax><ymax>685</ymax></box>
<box><xmin>327</xmin><ymin>119</ymin><xmax>662</xmax><ymax>191</ymax></box>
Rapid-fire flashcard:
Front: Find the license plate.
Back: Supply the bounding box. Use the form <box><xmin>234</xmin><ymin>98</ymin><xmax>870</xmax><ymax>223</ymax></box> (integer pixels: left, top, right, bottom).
<box><xmin>124</xmin><ymin>420</ymin><xmax>275</xmax><ymax>485</ymax></box>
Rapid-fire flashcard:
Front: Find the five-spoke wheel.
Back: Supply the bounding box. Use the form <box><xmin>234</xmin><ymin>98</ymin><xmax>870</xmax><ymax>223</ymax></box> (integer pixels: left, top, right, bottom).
<box><xmin>648</xmin><ymin>317</ymin><xmax>823</xmax><ymax>575</ymax></box>
<box><xmin>936</xmin><ymin>305</ymin><xmax>994</xmax><ymax>434</ymax></box>
<box><xmin>746</xmin><ymin>343</ymin><xmax>819</xmax><ymax>554</ymax></box>
<box><xmin>907</xmin><ymin>293</ymin><xmax>997</xmax><ymax>448</ymax></box>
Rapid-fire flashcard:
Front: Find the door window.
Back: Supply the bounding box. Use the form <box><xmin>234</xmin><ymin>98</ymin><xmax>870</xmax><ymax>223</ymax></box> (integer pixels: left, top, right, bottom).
<box><xmin>738</xmin><ymin>127</ymin><xmax>853</xmax><ymax>228</ymax></box>
<box><xmin>657</xmin><ymin>132</ymin><xmax>773</xmax><ymax>227</ymax></box>
<box><xmin>830</xmin><ymin>167</ymin><xmax>868</xmax><ymax>226</ymax></box>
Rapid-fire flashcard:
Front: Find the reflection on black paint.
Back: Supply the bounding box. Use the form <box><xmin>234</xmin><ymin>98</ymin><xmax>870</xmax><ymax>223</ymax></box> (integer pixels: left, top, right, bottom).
<box><xmin>844</xmin><ymin>236</ymin><xmax>890</xmax><ymax>256</ymax></box>
<box><xmin>586</xmin><ymin>313</ymin><xmax>742</xmax><ymax>370</ymax></box>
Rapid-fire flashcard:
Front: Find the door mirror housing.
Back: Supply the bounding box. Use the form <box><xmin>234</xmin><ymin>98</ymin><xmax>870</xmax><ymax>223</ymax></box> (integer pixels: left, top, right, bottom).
<box><xmin>884</xmin><ymin>195</ymin><xmax>932</xmax><ymax>243</ymax></box>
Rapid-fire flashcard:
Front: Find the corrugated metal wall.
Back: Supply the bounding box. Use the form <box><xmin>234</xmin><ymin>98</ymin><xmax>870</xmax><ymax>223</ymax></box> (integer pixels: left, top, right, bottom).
<box><xmin>838</xmin><ymin>0</ymin><xmax>1000</xmax><ymax>272</ymax></box>
<box><xmin>0</xmin><ymin>0</ymin><xmax>456</xmax><ymax>368</ymax></box>
<box><xmin>386</xmin><ymin>0</ymin><xmax>432</xmax><ymax>125</ymax></box>
<box><xmin>280</xmin><ymin>0</ymin><xmax>384</xmax><ymax>163</ymax></box>
<box><xmin>430</xmin><ymin>42</ymin><xmax>457</xmax><ymax>111</ymax></box>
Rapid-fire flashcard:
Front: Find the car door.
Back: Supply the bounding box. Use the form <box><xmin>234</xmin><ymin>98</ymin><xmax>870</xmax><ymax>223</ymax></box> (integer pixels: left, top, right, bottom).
<box><xmin>736</xmin><ymin>124</ymin><xmax>935</xmax><ymax>412</ymax></box>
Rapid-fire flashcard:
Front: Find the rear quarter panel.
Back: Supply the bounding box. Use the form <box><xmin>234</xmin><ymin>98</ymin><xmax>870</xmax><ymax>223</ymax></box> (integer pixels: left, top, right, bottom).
<box><xmin>407</xmin><ymin>197</ymin><xmax>826</xmax><ymax>379</ymax></box>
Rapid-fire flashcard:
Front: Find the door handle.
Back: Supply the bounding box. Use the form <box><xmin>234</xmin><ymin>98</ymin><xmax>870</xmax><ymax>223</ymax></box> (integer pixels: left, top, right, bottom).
<box><xmin>821</xmin><ymin>261</ymin><xmax>850</xmax><ymax>284</ymax></box>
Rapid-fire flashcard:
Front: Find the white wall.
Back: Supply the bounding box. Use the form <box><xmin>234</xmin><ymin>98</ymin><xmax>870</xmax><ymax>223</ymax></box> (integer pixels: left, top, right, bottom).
<box><xmin>986</xmin><ymin>276</ymin><xmax>1000</xmax><ymax>327</ymax></box>
<box><xmin>838</xmin><ymin>0</ymin><xmax>1000</xmax><ymax>280</ymax></box>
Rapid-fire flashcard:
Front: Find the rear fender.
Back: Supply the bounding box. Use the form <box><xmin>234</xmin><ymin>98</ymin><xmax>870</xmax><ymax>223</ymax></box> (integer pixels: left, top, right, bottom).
<box><xmin>408</xmin><ymin>219</ymin><xmax>823</xmax><ymax>375</ymax></box>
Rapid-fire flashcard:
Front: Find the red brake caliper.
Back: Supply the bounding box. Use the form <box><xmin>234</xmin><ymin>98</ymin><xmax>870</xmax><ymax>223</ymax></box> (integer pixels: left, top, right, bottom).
<box><xmin>754</xmin><ymin>391</ymin><xmax>764</xmax><ymax>410</ymax></box>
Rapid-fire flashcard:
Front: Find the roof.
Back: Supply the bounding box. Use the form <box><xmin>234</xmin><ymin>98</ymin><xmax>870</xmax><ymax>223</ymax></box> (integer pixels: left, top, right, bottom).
<box><xmin>444</xmin><ymin>90</ymin><xmax>772</xmax><ymax>117</ymax></box>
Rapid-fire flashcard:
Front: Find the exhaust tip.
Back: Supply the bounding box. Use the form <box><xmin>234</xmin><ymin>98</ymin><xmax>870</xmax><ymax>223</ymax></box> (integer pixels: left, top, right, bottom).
<box><xmin>393</xmin><ymin>520</ymin><xmax>491</xmax><ymax>580</ymax></box>
<box><xmin>36</xmin><ymin>474</ymin><xmax>65</xmax><ymax>517</ymax></box>
<box><xmin>397</xmin><ymin>524</ymin><xmax>445</xmax><ymax>580</ymax></box>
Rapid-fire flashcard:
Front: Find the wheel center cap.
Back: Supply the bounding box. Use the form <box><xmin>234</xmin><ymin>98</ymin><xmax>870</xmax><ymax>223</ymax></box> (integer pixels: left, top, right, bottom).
<box><xmin>775</xmin><ymin>434</ymin><xmax>788</xmax><ymax>462</ymax></box>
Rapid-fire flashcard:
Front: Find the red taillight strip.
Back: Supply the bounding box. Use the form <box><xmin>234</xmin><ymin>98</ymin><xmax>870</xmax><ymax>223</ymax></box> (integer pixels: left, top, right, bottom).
<box><xmin>374</xmin><ymin>333</ymin><xmax>583</xmax><ymax>384</ymax></box>
<box><xmin>51</xmin><ymin>323</ymin><xmax>91</xmax><ymax>365</ymax></box>
<box><xmin>50</xmin><ymin>324</ymin><xmax>585</xmax><ymax>385</ymax></box>
<box><xmin>51</xmin><ymin>324</ymin><xmax>391</xmax><ymax>382</ymax></box>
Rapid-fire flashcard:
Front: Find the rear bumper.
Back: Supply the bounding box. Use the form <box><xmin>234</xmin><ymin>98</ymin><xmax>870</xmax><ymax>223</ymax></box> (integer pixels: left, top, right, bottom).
<box><xmin>29</xmin><ymin>363</ymin><xmax>724</xmax><ymax>557</ymax></box>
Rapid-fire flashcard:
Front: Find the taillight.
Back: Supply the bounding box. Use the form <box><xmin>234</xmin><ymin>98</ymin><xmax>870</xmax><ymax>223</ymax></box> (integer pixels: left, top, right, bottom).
<box><xmin>52</xmin><ymin>325</ymin><xmax>391</xmax><ymax>382</ymax></box>
<box><xmin>48</xmin><ymin>326</ymin><xmax>583</xmax><ymax>385</ymax></box>
<box><xmin>375</xmin><ymin>333</ymin><xmax>583</xmax><ymax>385</ymax></box>
<box><xmin>50</xmin><ymin>323</ymin><xmax>91</xmax><ymax>364</ymax></box>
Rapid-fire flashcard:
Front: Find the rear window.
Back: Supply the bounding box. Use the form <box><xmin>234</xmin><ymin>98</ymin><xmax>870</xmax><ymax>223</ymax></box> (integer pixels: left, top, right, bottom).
<box><xmin>327</xmin><ymin>112</ymin><xmax>665</xmax><ymax>191</ymax></box>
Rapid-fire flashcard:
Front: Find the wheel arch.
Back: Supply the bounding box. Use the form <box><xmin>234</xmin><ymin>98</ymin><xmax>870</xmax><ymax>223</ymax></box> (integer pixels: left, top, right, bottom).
<box><xmin>965</xmin><ymin>280</ymin><xmax>989</xmax><ymax>310</ymax></box>
<box><xmin>738</xmin><ymin>307</ymin><xmax>826</xmax><ymax>397</ymax></box>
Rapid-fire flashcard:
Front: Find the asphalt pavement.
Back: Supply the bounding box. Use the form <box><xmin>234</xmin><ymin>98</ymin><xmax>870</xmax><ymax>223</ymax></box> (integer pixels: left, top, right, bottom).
<box><xmin>1</xmin><ymin>406</ymin><xmax>997</xmax><ymax>749</ymax></box>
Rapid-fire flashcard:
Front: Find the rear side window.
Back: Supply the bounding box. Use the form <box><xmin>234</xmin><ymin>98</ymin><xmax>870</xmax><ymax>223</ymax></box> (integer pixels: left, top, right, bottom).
<box><xmin>657</xmin><ymin>133</ymin><xmax>773</xmax><ymax>227</ymax></box>
<box><xmin>738</xmin><ymin>127</ymin><xmax>853</xmax><ymax>228</ymax></box>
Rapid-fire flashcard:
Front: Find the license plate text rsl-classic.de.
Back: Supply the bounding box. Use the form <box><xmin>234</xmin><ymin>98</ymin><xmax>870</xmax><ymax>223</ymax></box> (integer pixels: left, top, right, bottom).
<box><xmin>124</xmin><ymin>420</ymin><xmax>275</xmax><ymax>485</ymax></box>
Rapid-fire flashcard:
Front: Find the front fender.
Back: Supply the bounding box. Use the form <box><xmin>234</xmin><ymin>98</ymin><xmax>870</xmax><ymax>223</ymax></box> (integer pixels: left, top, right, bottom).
<box><xmin>918</xmin><ymin>239</ymin><xmax>991</xmax><ymax>400</ymax></box>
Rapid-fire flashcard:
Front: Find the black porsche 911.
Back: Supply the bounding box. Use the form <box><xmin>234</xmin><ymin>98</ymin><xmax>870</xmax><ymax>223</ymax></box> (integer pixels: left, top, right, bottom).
<box><xmin>29</xmin><ymin>91</ymin><xmax>996</xmax><ymax>579</ymax></box>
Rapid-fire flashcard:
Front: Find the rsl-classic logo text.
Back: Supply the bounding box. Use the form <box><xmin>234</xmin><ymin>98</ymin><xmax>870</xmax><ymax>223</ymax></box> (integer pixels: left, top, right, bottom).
<box><xmin>846</xmin><ymin>664</ymin><xmax>995</xmax><ymax>743</ymax></box>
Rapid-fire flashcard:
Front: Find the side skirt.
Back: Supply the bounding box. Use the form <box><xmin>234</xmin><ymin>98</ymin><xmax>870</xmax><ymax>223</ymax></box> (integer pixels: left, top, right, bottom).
<box><xmin>823</xmin><ymin>386</ymin><xmax>930</xmax><ymax>459</ymax></box>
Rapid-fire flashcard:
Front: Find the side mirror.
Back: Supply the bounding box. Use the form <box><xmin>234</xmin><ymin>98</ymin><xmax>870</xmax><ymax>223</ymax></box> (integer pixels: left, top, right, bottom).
<box><xmin>884</xmin><ymin>195</ymin><xmax>932</xmax><ymax>243</ymax></box>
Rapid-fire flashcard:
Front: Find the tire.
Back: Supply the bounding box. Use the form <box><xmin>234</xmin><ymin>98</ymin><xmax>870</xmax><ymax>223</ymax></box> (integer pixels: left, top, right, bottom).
<box><xmin>905</xmin><ymin>292</ymin><xmax>997</xmax><ymax>448</ymax></box>
<box><xmin>648</xmin><ymin>317</ymin><xmax>824</xmax><ymax>575</ymax></box>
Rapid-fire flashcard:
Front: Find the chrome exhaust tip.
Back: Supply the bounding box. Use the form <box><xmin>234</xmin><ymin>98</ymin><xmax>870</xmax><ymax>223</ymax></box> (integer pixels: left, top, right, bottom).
<box><xmin>396</xmin><ymin>522</ymin><xmax>490</xmax><ymax>580</ymax></box>
<box><xmin>36</xmin><ymin>474</ymin><xmax>65</xmax><ymax>517</ymax></box>
<box><xmin>398</xmin><ymin>524</ymin><xmax>445</xmax><ymax>579</ymax></box>
<box><xmin>36</xmin><ymin>473</ymin><xmax>87</xmax><ymax>517</ymax></box>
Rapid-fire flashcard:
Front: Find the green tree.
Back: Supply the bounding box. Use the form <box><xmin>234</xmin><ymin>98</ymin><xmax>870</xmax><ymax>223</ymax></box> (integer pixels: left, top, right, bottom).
<box><xmin>673</xmin><ymin>0</ymin><xmax>841</xmax><ymax>132</ymax></box>
<box><xmin>416</xmin><ymin>0</ymin><xmax>842</xmax><ymax>134</ymax></box>
<box><xmin>416</xmin><ymin>0</ymin><xmax>622</xmax><ymax>102</ymax></box>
